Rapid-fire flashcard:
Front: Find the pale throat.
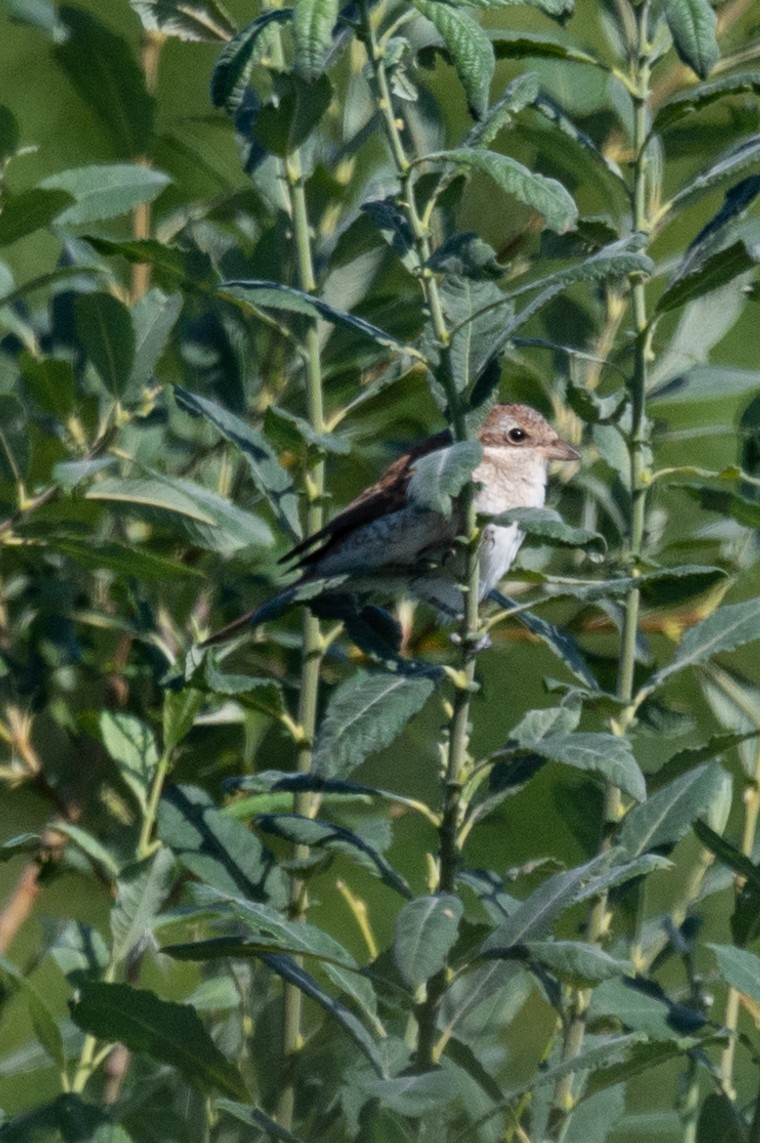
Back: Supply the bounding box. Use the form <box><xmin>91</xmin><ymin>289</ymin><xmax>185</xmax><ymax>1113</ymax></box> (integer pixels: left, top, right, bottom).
<box><xmin>473</xmin><ymin>446</ymin><xmax>548</xmax><ymax>515</ymax></box>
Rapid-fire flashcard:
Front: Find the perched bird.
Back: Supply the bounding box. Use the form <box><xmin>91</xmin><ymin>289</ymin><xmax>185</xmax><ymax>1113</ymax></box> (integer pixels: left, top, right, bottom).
<box><xmin>202</xmin><ymin>403</ymin><xmax>579</xmax><ymax>646</ymax></box>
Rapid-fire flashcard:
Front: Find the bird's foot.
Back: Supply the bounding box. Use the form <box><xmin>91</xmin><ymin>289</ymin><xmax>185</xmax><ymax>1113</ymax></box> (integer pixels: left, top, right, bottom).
<box><xmin>450</xmin><ymin>629</ymin><xmax>492</xmax><ymax>652</ymax></box>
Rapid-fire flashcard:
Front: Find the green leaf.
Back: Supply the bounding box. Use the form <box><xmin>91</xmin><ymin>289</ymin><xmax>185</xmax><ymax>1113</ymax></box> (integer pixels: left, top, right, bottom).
<box><xmin>55</xmin><ymin>822</ymin><xmax>121</xmax><ymax>878</ymax></box>
<box><xmin>693</xmin><ymin>819</ymin><xmax>760</xmax><ymax>889</ymax></box>
<box><xmin>523</xmin><ymin>940</ymin><xmax>631</xmax><ymax>986</ymax></box>
<box><xmin>393</xmin><ymin>895</ymin><xmax>464</xmax><ymax>989</ymax></box>
<box><xmin>709</xmin><ymin>944</ymin><xmax>760</xmax><ymax>1004</ymax></box>
<box><xmin>54</xmin><ymin>7</ymin><xmax>155</xmax><ymax>157</ymax></box>
<box><xmin>425</xmin><ymin>149</ymin><xmax>577</xmax><ymax>234</ymax></box>
<box><xmin>575</xmin><ymin>851</ymin><xmax>672</xmax><ymax>901</ymax></box>
<box><xmin>157</xmin><ymin>784</ymin><xmax>284</xmax><ymax>903</ymax></box>
<box><xmin>211</xmin><ymin>10</ymin><xmax>292</xmax><ymax>112</ymax></box>
<box><xmin>254</xmin><ymin>73</ymin><xmax>333</xmax><ymax>155</ymax></box>
<box><xmin>440</xmin><ymin>276</ymin><xmax>513</xmax><ymax>392</ymax></box>
<box><xmin>563</xmin><ymin>1086</ymin><xmax>627</xmax><ymax>1143</ymax></box>
<box><xmin>0</xmin><ymin>955</ymin><xmax>66</xmax><ymax>1070</ymax></box>
<box><xmin>0</xmin><ymin>104</ymin><xmax>20</xmax><ymax>163</ymax></box>
<box><xmin>491</xmin><ymin>592</ymin><xmax>599</xmax><ymax>690</ymax></box>
<box><xmin>216</xmin><ymin>1100</ymin><xmax>310</xmax><ymax>1143</ymax></box>
<box><xmin>84</xmin><ymin>474</ymin><xmax>273</xmax><ymax>555</ymax></box>
<box><xmin>51</xmin><ymin>537</ymin><xmax>204</xmax><ymax>583</ymax></box>
<box><xmin>407</xmin><ymin>440</ymin><xmax>483</xmax><ymax>514</ymax></box>
<box><xmin>162</xmin><ymin>687</ymin><xmax>204</xmax><ymax>754</ymax></box>
<box><xmin>533</xmin><ymin>732</ymin><xmax>645</xmax><ymax>803</ymax></box>
<box><xmin>0</xmin><ymin>187</ymin><xmax>73</xmax><ymax>245</ymax></box>
<box><xmin>480</xmin><ymin>853</ymin><xmax>610</xmax><ymax>952</ymax></box>
<box><xmin>491</xmin><ymin>507</ymin><xmax>605</xmax><ymax>555</ymax></box>
<box><xmin>129</xmin><ymin>289</ymin><xmax>182</xmax><ymax>389</ymax></box>
<box><xmin>85</xmin><ymin>235</ymin><xmax>214</xmax><ymax>290</ymax></box>
<box><xmin>649</xmin><ymin>600</ymin><xmax>760</xmax><ymax>692</ymax></box>
<box><xmin>99</xmin><ymin>711</ymin><xmax>159</xmax><ymax>814</ymax></box>
<box><xmin>653</xmin><ymin>72</ymin><xmax>760</xmax><ymax>136</ymax></box>
<box><xmin>312</xmin><ymin>671</ymin><xmax>435</xmax><ymax>778</ymax></box>
<box><xmin>489</xmin><ymin>31</ymin><xmax>603</xmax><ymax>69</ymax></box>
<box><xmin>0</xmin><ymin>1095</ymin><xmax>134</xmax><ymax>1143</ymax></box>
<box><xmin>20</xmin><ymin>353</ymin><xmax>76</xmax><ymax>420</ymax></box>
<box><xmin>293</xmin><ymin>0</ymin><xmax>339</xmax><ymax>81</ymax></box>
<box><xmin>0</xmin><ymin>833</ymin><xmax>40</xmax><ymax>861</ymax></box>
<box><xmin>580</xmin><ymin>1038</ymin><xmax>699</xmax><ymax>1096</ymax></box>
<box><xmin>657</xmin><ymin>241</ymin><xmax>759</xmax><ymax>314</ymax></box>
<box><xmin>74</xmin><ymin>292</ymin><xmax>136</xmax><ymax>396</ymax></box>
<box><xmin>696</xmin><ymin>1092</ymin><xmax>748</xmax><ymax>1143</ymax></box>
<box><xmin>111</xmin><ymin>849</ymin><xmax>176</xmax><ymax>964</ymax></box>
<box><xmin>175</xmin><ymin>386</ymin><xmax>301</xmax><ymax>540</ymax></box>
<box><xmin>129</xmin><ymin>0</ymin><xmax>236</xmax><ymax>41</ymax></box>
<box><xmin>664</xmin><ymin>0</ymin><xmax>719</xmax><ymax>80</ymax></box>
<box><xmin>70</xmin><ymin>981</ymin><xmax>249</xmax><ymax>1099</ymax></box>
<box><xmin>413</xmin><ymin>0</ymin><xmax>495</xmax><ymax>119</ymax></box>
<box><xmin>619</xmin><ymin>763</ymin><xmax>727</xmax><ymax>856</ymax></box>
<box><xmin>669</xmin><ymin>136</ymin><xmax>760</xmax><ymax>216</ymax></box>
<box><xmin>463</xmin><ymin>71</ymin><xmax>540</xmax><ymax>150</ymax></box>
<box><xmin>220</xmin><ymin>279</ymin><xmax>409</xmax><ymax>352</ymax></box>
<box><xmin>39</xmin><ymin>164</ymin><xmax>170</xmax><ymax>226</ymax></box>
<box><xmin>359</xmin><ymin>1071</ymin><xmax>459</xmax><ymax>1116</ymax></box>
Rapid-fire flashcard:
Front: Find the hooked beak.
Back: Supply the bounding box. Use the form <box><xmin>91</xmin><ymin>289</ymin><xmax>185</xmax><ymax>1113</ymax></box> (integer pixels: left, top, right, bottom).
<box><xmin>545</xmin><ymin>437</ymin><xmax>580</xmax><ymax>462</ymax></box>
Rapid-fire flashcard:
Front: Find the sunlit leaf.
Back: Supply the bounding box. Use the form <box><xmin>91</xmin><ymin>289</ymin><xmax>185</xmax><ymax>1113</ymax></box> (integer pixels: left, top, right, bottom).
<box><xmin>40</xmin><ymin>164</ymin><xmax>170</xmax><ymax>226</ymax></box>
<box><xmin>413</xmin><ymin>0</ymin><xmax>495</xmax><ymax>119</ymax></box>
<box><xmin>408</xmin><ymin>440</ymin><xmax>482</xmax><ymax>514</ymax></box>
<box><xmin>129</xmin><ymin>0</ymin><xmax>236</xmax><ymax>41</ymax></box>
<box><xmin>210</xmin><ymin>10</ymin><xmax>292</xmax><ymax>111</ymax></box>
<box><xmin>74</xmin><ymin>291</ymin><xmax>135</xmax><ymax>396</ymax></box>
<box><xmin>393</xmin><ymin>895</ymin><xmax>463</xmax><ymax>989</ymax></box>
<box><xmin>663</xmin><ymin>0</ymin><xmax>719</xmax><ymax>80</ymax></box>
<box><xmin>293</xmin><ymin>0</ymin><xmax>339</xmax><ymax>81</ymax></box>
<box><xmin>619</xmin><ymin>763</ymin><xmax>727</xmax><ymax>856</ymax></box>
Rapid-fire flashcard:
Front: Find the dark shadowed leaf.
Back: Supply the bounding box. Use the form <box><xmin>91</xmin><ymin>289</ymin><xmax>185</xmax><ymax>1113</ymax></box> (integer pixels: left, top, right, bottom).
<box><xmin>129</xmin><ymin>0</ymin><xmax>236</xmax><ymax>41</ymax></box>
<box><xmin>393</xmin><ymin>895</ymin><xmax>463</xmax><ymax>989</ymax></box>
<box><xmin>657</xmin><ymin>241</ymin><xmax>759</xmax><ymax>314</ymax></box>
<box><xmin>312</xmin><ymin>672</ymin><xmax>435</xmax><ymax>778</ymax></box>
<box><xmin>489</xmin><ymin>31</ymin><xmax>602</xmax><ymax>68</ymax></box>
<box><xmin>0</xmin><ymin>955</ymin><xmax>66</xmax><ymax>1070</ymax></box>
<box><xmin>0</xmin><ymin>187</ymin><xmax>73</xmax><ymax>245</ymax></box>
<box><xmin>533</xmin><ymin>732</ymin><xmax>645</xmax><ymax>802</ymax></box>
<box><xmin>129</xmin><ymin>289</ymin><xmax>183</xmax><ymax>389</ymax></box>
<box><xmin>654</xmin><ymin>73</ymin><xmax>760</xmax><ymax>135</ymax></box>
<box><xmin>408</xmin><ymin>440</ymin><xmax>483</xmax><ymax>514</ymax></box>
<box><xmin>663</xmin><ymin>0</ymin><xmax>719</xmax><ymax>80</ymax></box>
<box><xmin>216</xmin><ymin>1101</ymin><xmax>310</xmax><ymax>1143</ymax></box>
<box><xmin>74</xmin><ymin>292</ymin><xmax>135</xmax><ymax>396</ymax></box>
<box><xmin>0</xmin><ymin>833</ymin><xmax>41</xmax><ymax>861</ymax></box>
<box><xmin>669</xmin><ymin>136</ymin><xmax>760</xmax><ymax>216</ymax></box>
<box><xmin>619</xmin><ymin>763</ymin><xmax>727</xmax><ymax>856</ymax></box>
<box><xmin>70</xmin><ymin>981</ymin><xmax>249</xmax><ymax>1099</ymax></box>
<box><xmin>647</xmin><ymin>600</ymin><xmax>760</xmax><ymax>693</ymax></box>
<box><xmin>0</xmin><ymin>1095</ymin><xmax>133</xmax><ymax>1143</ymax></box>
<box><xmin>491</xmin><ymin>592</ymin><xmax>599</xmax><ymax>689</ymax></box>
<box><xmin>111</xmin><ymin>849</ymin><xmax>176</xmax><ymax>964</ymax></box>
<box><xmin>523</xmin><ymin>940</ymin><xmax>631</xmax><ymax>986</ymax></box>
<box><xmin>54</xmin><ymin>7</ymin><xmax>155</xmax><ymax>157</ymax></box>
<box><xmin>210</xmin><ymin>10</ymin><xmax>293</xmax><ymax>111</ymax></box>
<box><xmin>696</xmin><ymin>1092</ymin><xmax>748</xmax><ymax>1143</ymax></box>
<box><xmin>157</xmin><ymin>784</ymin><xmax>284</xmax><ymax>902</ymax></box>
<box><xmin>175</xmin><ymin>386</ymin><xmax>301</xmax><ymax>540</ymax></box>
<box><xmin>99</xmin><ymin>711</ymin><xmax>158</xmax><ymax>813</ymax></box>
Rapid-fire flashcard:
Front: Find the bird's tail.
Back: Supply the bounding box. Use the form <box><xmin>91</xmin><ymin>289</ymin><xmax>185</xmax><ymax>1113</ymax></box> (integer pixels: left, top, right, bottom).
<box><xmin>199</xmin><ymin>586</ymin><xmax>299</xmax><ymax>648</ymax></box>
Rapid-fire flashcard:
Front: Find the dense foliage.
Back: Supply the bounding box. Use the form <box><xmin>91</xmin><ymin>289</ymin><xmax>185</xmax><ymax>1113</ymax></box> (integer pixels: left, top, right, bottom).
<box><xmin>2</xmin><ymin>0</ymin><xmax>760</xmax><ymax>1139</ymax></box>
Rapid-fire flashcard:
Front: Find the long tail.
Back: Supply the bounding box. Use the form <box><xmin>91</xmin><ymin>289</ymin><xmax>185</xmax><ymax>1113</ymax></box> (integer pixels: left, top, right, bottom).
<box><xmin>199</xmin><ymin>586</ymin><xmax>299</xmax><ymax>648</ymax></box>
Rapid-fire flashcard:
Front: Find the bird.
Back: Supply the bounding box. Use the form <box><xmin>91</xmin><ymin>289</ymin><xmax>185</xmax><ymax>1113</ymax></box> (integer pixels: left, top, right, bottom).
<box><xmin>201</xmin><ymin>403</ymin><xmax>579</xmax><ymax>646</ymax></box>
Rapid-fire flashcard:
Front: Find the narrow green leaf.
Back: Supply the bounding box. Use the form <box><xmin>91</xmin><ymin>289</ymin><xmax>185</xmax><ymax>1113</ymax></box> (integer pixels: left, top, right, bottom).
<box><xmin>393</xmin><ymin>895</ymin><xmax>464</xmax><ymax>989</ymax></box>
<box><xmin>99</xmin><ymin>711</ymin><xmax>159</xmax><ymax>813</ymax></box>
<box><xmin>491</xmin><ymin>592</ymin><xmax>599</xmax><ymax>690</ymax></box>
<box><xmin>653</xmin><ymin>72</ymin><xmax>760</xmax><ymax>136</ymax></box>
<box><xmin>413</xmin><ymin>0</ymin><xmax>495</xmax><ymax>119</ymax></box>
<box><xmin>40</xmin><ymin>164</ymin><xmax>170</xmax><ymax>226</ymax></box>
<box><xmin>408</xmin><ymin>440</ymin><xmax>483</xmax><ymax>514</ymax></box>
<box><xmin>524</xmin><ymin>940</ymin><xmax>631</xmax><ymax>986</ymax></box>
<box><xmin>696</xmin><ymin>1092</ymin><xmax>749</xmax><ymax>1143</ymax></box>
<box><xmin>669</xmin><ymin>136</ymin><xmax>760</xmax><ymax>216</ymax></box>
<box><xmin>0</xmin><ymin>955</ymin><xmax>66</xmax><ymax>1070</ymax></box>
<box><xmin>211</xmin><ymin>10</ymin><xmax>293</xmax><ymax>111</ymax></box>
<box><xmin>220</xmin><ymin>279</ymin><xmax>409</xmax><ymax>352</ymax></box>
<box><xmin>491</xmin><ymin>507</ymin><xmax>605</xmax><ymax>554</ymax></box>
<box><xmin>54</xmin><ymin>7</ymin><xmax>155</xmax><ymax>157</ymax></box>
<box><xmin>55</xmin><ymin>823</ymin><xmax>121</xmax><ymax>878</ymax></box>
<box><xmin>74</xmin><ymin>291</ymin><xmax>135</xmax><ymax>396</ymax></box>
<box><xmin>70</xmin><ymin>981</ymin><xmax>249</xmax><ymax>1099</ymax></box>
<box><xmin>256</xmin><ymin>813</ymin><xmax>412</xmax><ymax>898</ymax></box>
<box><xmin>534</xmin><ymin>732</ymin><xmax>646</xmax><ymax>803</ymax></box>
<box><xmin>111</xmin><ymin>849</ymin><xmax>176</xmax><ymax>964</ymax></box>
<box><xmin>312</xmin><ymin>671</ymin><xmax>435</xmax><ymax>778</ymax></box>
<box><xmin>157</xmin><ymin>784</ymin><xmax>285</xmax><ymax>903</ymax></box>
<box><xmin>293</xmin><ymin>0</ymin><xmax>339</xmax><ymax>81</ymax></box>
<box><xmin>463</xmin><ymin>71</ymin><xmax>540</xmax><ymax>150</ymax></box>
<box><xmin>649</xmin><ymin>600</ymin><xmax>760</xmax><ymax>691</ymax></box>
<box><xmin>129</xmin><ymin>0</ymin><xmax>236</xmax><ymax>42</ymax></box>
<box><xmin>619</xmin><ymin>763</ymin><xmax>727</xmax><ymax>856</ymax></box>
<box><xmin>693</xmin><ymin>820</ymin><xmax>760</xmax><ymax>889</ymax></box>
<box><xmin>584</xmin><ymin>1039</ymin><xmax>699</xmax><ymax>1096</ymax></box>
<box><xmin>657</xmin><ymin>241</ymin><xmax>759</xmax><ymax>314</ymax></box>
<box><xmin>709</xmin><ymin>944</ymin><xmax>760</xmax><ymax>1004</ymax></box>
<box><xmin>216</xmin><ymin>1100</ymin><xmax>310</xmax><ymax>1143</ymax></box>
<box><xmin>51</xmin><ymin>537</ymin><xmax>204</xmax><ymax>582</ymax></box>
<box><xmin>84</xmin><ymin>474</ymin><xmax>273</xmax><ymax>555</ymax></box>
<box><xmin>0</xmin><ymin>187</ymin><xmax>73</xmax><ymax>245</ymax></box>
<box><xmin>664</xmin><ymin>0</ymin><xmax>719</xmax><ymax>80</ymax></box>
<box><xmin>129</xmin><ymin>288</ymin><xmax>182</xmax><ymax>389</ymax></box>
<box><xmin>0</xmin><ymin>833</ymin><xmax>40</xmax><ymax>861</ymax></box>
<box><xmin>359</xmin><ymin>1071</ymin><xmax>458</xmax><ymax>1116</ymax></box>
<box><xmin>440</xmin><ymin>276</ymin><xmax>513</xmax><ymax>392</ymax></box>
<box><xmin>489</xmin><ymin>32</ymin><xmax>603</xmax><ymax>69</ymax></box>
<box><xmin>175</xmin><ymin>386</ymin><xmax>301</xmax><ymax>540</ymax></box>
<box><xmin>425</xmin><ymin>148</ymin><xmax>577</xmax><ymax>234</ymax></box>
<box><xmin>163</xmin><ymin>687</ymin><xmax>204</xmax><ymax>754</ymax></box>
<box><xmin>575</xmin><ymin>852</ymin><xmax>672</xmax><ymax>901</ymax></box>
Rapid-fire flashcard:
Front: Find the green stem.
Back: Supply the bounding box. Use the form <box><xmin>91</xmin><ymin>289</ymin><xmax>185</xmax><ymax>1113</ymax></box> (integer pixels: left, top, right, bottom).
<box><xmin>357</xmin><ymin>0</ymin><xmax>481</xmax><ymax>1073</ymax></box>
<box><xmin>137</xmin><ymin>750</ymin><xmax>171</xmax><ymax>859</ymax></box>
<box><xmin>551</xmin><ymin>2</ymin><xmax>653</xmax><ymax>1130</ymax></box>
<box><xmin>276</xmin><ymin>149</ymin><xmax>326</xmax><ymax>1131</ymax></box>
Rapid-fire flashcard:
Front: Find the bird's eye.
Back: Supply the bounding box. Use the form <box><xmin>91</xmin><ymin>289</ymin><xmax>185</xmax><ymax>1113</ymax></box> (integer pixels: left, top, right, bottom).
<box><xmin>507</xmin><ymin>427</ymin><xmax>528</xmax><ymax>443</ymax></box>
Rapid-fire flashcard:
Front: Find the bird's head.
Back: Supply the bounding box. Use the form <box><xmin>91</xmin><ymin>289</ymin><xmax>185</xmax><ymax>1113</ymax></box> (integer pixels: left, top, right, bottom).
<box><xmin>478</xmin><ymin>404</ymin><xmax>579</xmax><ymax>463</ymax></box>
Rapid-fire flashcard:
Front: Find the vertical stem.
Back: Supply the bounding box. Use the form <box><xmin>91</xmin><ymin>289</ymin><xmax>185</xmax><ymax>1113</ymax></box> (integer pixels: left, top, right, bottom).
<box><xmin>276</xmin><ymin>149</ymin><xmax>325</xmax><ymax>1130</ymax></box>
<box><xmin>357</xmin><ymin>0</ymin><xmax>480</xmax><ymax>1073</ymax></box>
<box><xmin>131</xmin><ymin>30</ymin><xmax>164</xmax><ymax>303</ymax></box>
<box><xmin>552</xmin><ymin>1</ymin><xmax>653</xmax><ymax>1128</ymax></box>
<box><xmin>137</xmin><ymin>750</ymin><xmax>172</xmax><ymax>859</ymax></box>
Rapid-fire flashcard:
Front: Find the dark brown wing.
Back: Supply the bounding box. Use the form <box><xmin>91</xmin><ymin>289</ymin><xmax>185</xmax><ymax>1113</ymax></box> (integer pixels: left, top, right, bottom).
<box><xmin>281</xmin><ymin>428</ymin><xmax>451</xmax><ymax>571</ymax></box>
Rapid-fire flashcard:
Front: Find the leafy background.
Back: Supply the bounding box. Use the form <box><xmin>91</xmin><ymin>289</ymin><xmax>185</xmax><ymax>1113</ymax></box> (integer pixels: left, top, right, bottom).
<box><xmin>1</xmin><ymin>0</ymin><xmax>760</xmax><ymax>1140</ymax></box>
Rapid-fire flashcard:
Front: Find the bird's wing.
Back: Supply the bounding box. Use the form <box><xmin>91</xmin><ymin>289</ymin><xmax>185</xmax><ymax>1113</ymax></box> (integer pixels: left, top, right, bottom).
<box><xmin>281</xmin><ymin>429</ymin><xmax>452</xmax><ymax>570</ymax></box>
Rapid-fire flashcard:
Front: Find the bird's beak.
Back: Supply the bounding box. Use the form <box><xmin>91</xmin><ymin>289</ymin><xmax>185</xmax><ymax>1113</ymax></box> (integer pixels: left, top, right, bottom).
<box><xmin>545</xmin><ymin>437</ymin><xmax>580</xmax><ymax>462</ymax></box>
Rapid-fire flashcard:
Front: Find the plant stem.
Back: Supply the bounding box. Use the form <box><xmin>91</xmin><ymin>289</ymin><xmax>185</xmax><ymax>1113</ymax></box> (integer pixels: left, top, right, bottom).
<box><xmin>551</xmin><ymin>2</ymin><xmax>653</xmax><ymax>1128</ymax></box>
<box><xmin>276</xmin><ymin>148</ymin><xmax>325</xmax><ymax>1131</ymax></box>
<box><xmin>137</xmin><ymin>749</ymin><xmax>172</xmax><ymax>859</ymax></box>
<box><xmin>357</xmin><ymin>0</ymin><xmax>481</xmax><ymax>1073</ymax></box>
